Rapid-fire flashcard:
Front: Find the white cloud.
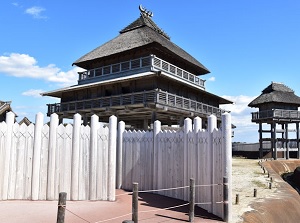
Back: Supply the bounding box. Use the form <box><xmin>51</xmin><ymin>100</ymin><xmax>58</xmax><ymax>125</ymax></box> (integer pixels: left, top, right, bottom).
<box><xmin>0</xmin><ymin>53</ymin><xmax>82</xmax><ymax>86</ymax></box>
<box><xmin>25</xmin><ymin>6</ymin><xmax>47</xmax><ymax>19</ymax></box>
<box><xmin>221</xmin><ymin>95</ymin><xmax>259</xmax><ymax>142</ymax></box>
<box><xmin>207</xmin><ymin>76</ymin><xmax>215</xmax><ymax>82</ymax></box>
<box><xmin>22</xmin><ymin>89</ymin><xmax>44</xmax><ymax>98</ymax></box>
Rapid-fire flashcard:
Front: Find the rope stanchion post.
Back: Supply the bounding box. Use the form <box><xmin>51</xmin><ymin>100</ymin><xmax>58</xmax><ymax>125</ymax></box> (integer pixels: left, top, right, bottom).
<box><xmin>223</xmin><ymin>177</ymin><xmax>229</xmax><ymax>222</ymax></box>
<box><xmin>189</xmin><ymin>178</ymin><xmax>195</xmax><ymax>222</ymax></box>
<box><xmin>57</xmin><ymin>192</ymin><xmax>67</xmax><ymax>223</ymax></box>
<box><xmin>132</xmin><ymin>182</ymin><xmax>138</xmax><ymax>223</ymax></box>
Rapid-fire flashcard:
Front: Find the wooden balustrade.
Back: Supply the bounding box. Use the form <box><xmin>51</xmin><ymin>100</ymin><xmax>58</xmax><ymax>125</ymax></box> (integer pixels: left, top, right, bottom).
<box><xmin>47</xmin><ymin>90</ymin><xmax>224</xmax><ymax>118</ymax></box>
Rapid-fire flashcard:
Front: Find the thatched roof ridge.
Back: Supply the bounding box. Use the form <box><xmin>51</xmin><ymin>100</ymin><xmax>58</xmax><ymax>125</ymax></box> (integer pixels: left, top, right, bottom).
<box><xmin>73</xmin><ymin>13</ymin><xmax>209</xmax><ymax>75</ymax></box>
<box><xmin>248</xmin><ymin>82</ymin><xmax>300</xmax><ymax>107</ymax></box>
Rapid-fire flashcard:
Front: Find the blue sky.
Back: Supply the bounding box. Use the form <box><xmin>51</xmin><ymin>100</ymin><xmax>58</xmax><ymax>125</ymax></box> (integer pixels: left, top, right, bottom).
<box><xmin>1</xmin><ymin>0</ymin><xmax>300</xmax><ymax>143</ymax></box>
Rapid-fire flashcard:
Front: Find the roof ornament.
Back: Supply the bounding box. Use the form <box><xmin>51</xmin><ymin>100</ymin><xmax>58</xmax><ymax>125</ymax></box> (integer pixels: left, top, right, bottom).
<box><xmin>139</xmin><ymin>4</ymin><xmax>153</xmax><ymax>17</ymax></box>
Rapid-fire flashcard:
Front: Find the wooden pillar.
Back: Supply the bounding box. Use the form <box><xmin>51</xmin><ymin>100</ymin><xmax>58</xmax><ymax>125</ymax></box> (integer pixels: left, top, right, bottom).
<box><xmin>143</xmin><ymin>118</ymin><xmax>148</xmax><ymax>131</ymax></box>
<box><xmin>297</xmin><ymin>122</ymin><xmax>300</xmax><ymax>159</ymax></box>
<box><xmin>83</xmin><ymin>114</ymin><xmax>88</xmax><ymax>126</ymax></box>
<box><xmin>271</xmin><ymin>121</ymin><xmax>277</xmax><ymax>160</ymax></box>
<box><xmin>59</xmin><ymin>116</ymin><xmax>63</xmax><ymax>124</ymax></box>
<box><xmin>259</xmin><ymin>122</ymin><xmax>263</xmax><ymax>158</ymax></box>
<box><xmin>151</xmin><ymin>111</ymin><xmax>157</xmax><ymax>124</ymax></box>
<box><xmin>286</xmin><ymin>123</ymin><xmax>289</xmax><ymax>160</ymax></box>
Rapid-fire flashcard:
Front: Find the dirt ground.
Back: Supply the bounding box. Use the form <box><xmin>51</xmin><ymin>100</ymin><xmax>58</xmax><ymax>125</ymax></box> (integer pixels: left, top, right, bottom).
<box><xmin>231</xmin><ymin>158</ymin><xmax>276</xmax><ymax>222</ymax></box>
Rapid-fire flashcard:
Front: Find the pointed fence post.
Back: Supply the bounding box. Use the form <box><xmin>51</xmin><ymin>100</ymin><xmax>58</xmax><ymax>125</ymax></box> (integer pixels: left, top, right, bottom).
<box><xmin>193</xmin><ymin>116</ymin><xmax>202</xmax><ymax>133</ymax></box>
<box><xmin>208</xmin><ymin>114</ymin><xmax>217</xmax><ymax>213</ymax></box>
<box><xmin>31</xmin><ymin>112</ymin><xmax>44</xmax><ymax>200</ymax></box>
<box><xmin>222</xmin><ymin>113</ymin><xmax>232</xmax><ymax>222</ymax></box>
<box><xmin>116</xmin><ymin>121</ymin><xmax>125</xmax><ymax>189</ymax></box>
<box><xmin>153</xmin><ymin>120</ymin><xmax>161</xmax><ymax>190</ymax></box>
<box><xmin>108</xmin><ymin>115</ymin><xmax>117</xmax><ymax>201</ymax></box>
<box><xmin>47</xmin><ymin>113</ymin><xmax>59</xmax><ymax>200</ymax></box>
<box><xmin>2</xmin><ymin>111</ymin><xmax>15</xmax><ymax>200</ymax></box>
<box><xmin>89</xmin><ymin>114</ymin><xmax>99</xmax><ymax>200</ymax></box>
<box><xmin>71</xmin><ymin>113</ymin><xmax>81</xmax><ymax>200</ymax></box>
<box><xmin>184</xmin><ymin>118</ymin><xmax>192</xmax><ymax>200</ymax></box>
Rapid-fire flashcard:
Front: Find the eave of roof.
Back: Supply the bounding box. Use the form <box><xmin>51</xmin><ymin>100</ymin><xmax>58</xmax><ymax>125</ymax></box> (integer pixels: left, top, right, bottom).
<box><xmin>73</xmin><ymin>15</ymin><xmax>209</xmax><ymax>75</ymax></box>
<box><xmin>248</xmin><ymin>82</ymin><xmax>300</xmax><ymax>107</ymax></box>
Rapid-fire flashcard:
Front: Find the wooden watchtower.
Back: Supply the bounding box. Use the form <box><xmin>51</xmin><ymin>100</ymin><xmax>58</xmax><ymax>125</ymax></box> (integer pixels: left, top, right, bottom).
<box><xmin>249</xmin><ymin>82</ymin><xmax>300</xmax><ymax>160</ymax></box>
<box><xmin>42</xmin><ymin>6</ymin><xmax>231</xmax><ymax>129</ymax></box>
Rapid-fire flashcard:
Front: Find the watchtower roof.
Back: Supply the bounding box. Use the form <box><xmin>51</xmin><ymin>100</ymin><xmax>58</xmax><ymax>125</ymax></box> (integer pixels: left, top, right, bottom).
<box><xmin>248</xmin><ymin>82</ymin><xmax>300</xmax><ymax>108</ymax></box>
<box><xmin>73</xmin><ymin>6</ymin><xmax>209</xmax><ymax>75</ymax></box>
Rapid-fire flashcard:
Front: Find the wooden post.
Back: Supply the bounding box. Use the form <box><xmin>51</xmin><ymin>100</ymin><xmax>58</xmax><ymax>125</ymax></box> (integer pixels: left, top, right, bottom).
<box><xmin>71</xmin><ymin>113</ymin><xmax>81</xmax><ymax>200</ymax></box>
<box><xmin>47</xmin><ymin>113</ymin><xmax>59</xmax><ymax>200</ymax></box>
<box><xmin>235</xmin><ymin>194</ymin><xmax>239</xmax><ymax>205</ymax></box>
<box><xmin>31</xmin><ymin>112</ymin><xmax>44</xmax><ymax>200</ymax></box>
<box><xmin>296</xmin><ymin>123</ymin><xmax>300</xmax><ymax>159</ymax></box>
<box><xmin>116</xmin><ymin>121</ymin><xmax>125</xmax><ymax>189</ymax></box>
<box><xmin>222</xmin><ymin>113</ymin><xmax>232</xmax><ymax>222</ymax></box>
<box><xmin>189</xmin><ymin>178</ymin><xmax>195</xmax><ymax>222</ymax></box>
<box><xmin>285</xmin><ymin>123</ymin><xmax>289</xmax><ymax>160</ymax></box>
<box><xmin>259</xmin><ymin>122</ymin><xmax>263</xmax><ymax>158</ymax></box>
<box><xmin>108</xmin><ymin>115</ymin><xmax>117</xmax><ymax>201</ymax></box>
<box><xmin>184</xmin><ymin>118</ymin><xmax>192</xmax><ymax>200</ymax></box>
<box><xmin>254</xmin><ymin>189</ymin><xmax>257</xmax><ymax>197</ymax></box>
<box><xmin>223</xmin><ymin>177</ymin><xmax>229</xmax><ymax>222</ymax></box>
<box><xmin>89</xmin><ymin>114</ymin><xmax>99</xmax><ymax>200</ymax></box>
<box><xmin>208</xmin><ymin>115</ymin><xmax>217</xmax><ymax>213</ymax></box>
<box><xmin>153</xmin><ymin>120</ymin><xmax>161</xmax><ymax>190</ymax></box>
<box><xmin>1</xmin><ymin>112</ymin><xmax>15</xmax><ymax>200</ymax></box>
<box><xmin>57</xmin><ymin>192</ymin><xmax>67</xmax><ymax>223</ymax></box>
<box><xmin>132</xmin><ymin>182</ymin><xmax>138</xmax><ymax>223</ymax></box>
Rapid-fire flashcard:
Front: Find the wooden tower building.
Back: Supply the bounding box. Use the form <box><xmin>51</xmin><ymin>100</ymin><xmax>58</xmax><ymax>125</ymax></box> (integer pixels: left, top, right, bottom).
<box><xmin>42</xmin><ymin>6</ymin><xmax>231</xmax><ymax>129</ymax></box>
<box><xmin>249</xmin><ymin>82</ymin><xmax>300</xmax><ymax>159</ymax></box>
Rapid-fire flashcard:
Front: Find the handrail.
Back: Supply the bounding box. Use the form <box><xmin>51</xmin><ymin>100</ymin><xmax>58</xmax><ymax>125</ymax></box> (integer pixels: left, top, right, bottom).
<box><xmin>78</xmin><ymin>55</ymin><xmax>205</xmax><ymax>89</ymax></box>
<box><xmin>47</xmin><ymin>90</ymin><xmax>224</xmax><ymax>118</ymax></box>
<box><xmin>251</xmin><ymin>109</ymin><xmax>300</xmax><ymax>121</ymax></box>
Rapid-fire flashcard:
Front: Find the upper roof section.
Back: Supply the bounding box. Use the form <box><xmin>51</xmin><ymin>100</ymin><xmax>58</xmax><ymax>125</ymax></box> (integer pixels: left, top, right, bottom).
<box><xmin>248</xmin><ymin>82</ymin><xmax>300</xmax><ymax>107</ymax></box>
<box><xmin>73</xmin><ymin>5</ymin><xmax>209</xmax><ymax>75</ymax></box>
<box><xmin>120</xmin><ymin>5</ymin><xmax>170</xmax><ymax>40</ymax></box>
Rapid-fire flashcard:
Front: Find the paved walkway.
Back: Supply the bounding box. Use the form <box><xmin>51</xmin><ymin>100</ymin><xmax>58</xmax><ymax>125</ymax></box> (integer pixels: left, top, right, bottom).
<box><xmin>0</xmin><ymin>190</ymin><xmax>223</xmax><ymax>223</ymax></box>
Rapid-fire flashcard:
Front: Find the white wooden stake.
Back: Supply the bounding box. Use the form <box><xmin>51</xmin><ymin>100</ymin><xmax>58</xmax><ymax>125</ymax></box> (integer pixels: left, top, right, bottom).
<box><xmin>71</xmin><ymin>113</ymin><xmax>81</xmax><ymax>200</ymax></box>
<box><xmin>31</xmin><ymin>112</ymin><xmax>44</xmax><ymax>200</ymax></box>
<box><xmin>47</xmin><ymin>113</ymin><xmax>59</xmax><ymax>200</ymax></box>
<box><xmin>108</xmin><ymin>115</ymin><xmax>117</xmax><ymax>201</ymax></box>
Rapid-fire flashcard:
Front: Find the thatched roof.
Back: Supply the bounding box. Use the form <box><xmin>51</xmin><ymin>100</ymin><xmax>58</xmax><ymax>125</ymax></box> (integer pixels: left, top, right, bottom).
<box><xmin>248</xmin><ymin>82</ymin><xmax>300</xmax><ymax>107</ymax></box>
<box><xmin>0</xmin><ymin>101</ymin><xmax>12</xmax><ymax>115</ymax></box>
<box><xmin>19</xmin><ymin>117</ymin><xmax>32</xmax><ymax>126</ymax></box>
<box><xmin>73</xmin><ymin>12</ymin><xmax>209</xmax><ymax>75</ymax></box>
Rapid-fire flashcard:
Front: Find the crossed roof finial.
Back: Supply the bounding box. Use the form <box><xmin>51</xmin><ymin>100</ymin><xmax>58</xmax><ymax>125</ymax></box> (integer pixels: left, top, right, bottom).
<box><xmin>139</xmin><ymin>5</ymin><xmax>153</xmax><ymax>17</ymax></box>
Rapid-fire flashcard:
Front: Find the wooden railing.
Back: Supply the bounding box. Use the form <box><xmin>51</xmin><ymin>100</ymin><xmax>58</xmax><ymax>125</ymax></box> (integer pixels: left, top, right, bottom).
<box><xmin>78</xmin><ymin>55</ymin><xmax>205</xmax><ymax>89</ymax></box>
<box><xmin>47</xmin><ymin>90</ymin><xmax>224</xmax><ymax>118</ymax></box>
<box><xmin>251</xmin><ymin>109</ymin><xmax>300</xmax><ymax>121</ymax></box>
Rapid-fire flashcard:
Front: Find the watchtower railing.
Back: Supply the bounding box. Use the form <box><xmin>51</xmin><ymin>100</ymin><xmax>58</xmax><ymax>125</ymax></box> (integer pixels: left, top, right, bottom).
<box><xmin>251</xmin><ymin>109</ymin><xmax>300</xmax><ymax>121</ymax></box>
<box><xmin>78</xmin><ymin>55</ymin><xmax>205</xmax><ymax>89</ymax></box>
<box><xmin>47</xmin><ymin>90</ymin><xmax>224</xmax><ymax>118</ymax></box>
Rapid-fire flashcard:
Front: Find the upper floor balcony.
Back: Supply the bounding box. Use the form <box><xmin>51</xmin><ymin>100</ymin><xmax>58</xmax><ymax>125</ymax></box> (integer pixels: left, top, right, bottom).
<box><xmin>251</xmin><ymin>109</ymin><xmax>300</xmax><ymax>123</ymax></box>
<box><xmin>47</xmin><ymin>89</ymin><xmax>224</xmax><ymax>119</ymax></box>
<box><xmin>78</xmin><ymin>55</ymin><xmax>205</xmax><ymax>90</ymax></box>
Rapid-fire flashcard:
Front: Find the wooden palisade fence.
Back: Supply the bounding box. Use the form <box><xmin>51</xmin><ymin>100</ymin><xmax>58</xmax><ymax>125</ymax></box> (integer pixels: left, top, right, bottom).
<box><xmin>119</xmin><ymin>114</ymin><xmax>232</xmax><ymax>220</ymax></box>
<box><xmin>0</xmin><ymin>111</ymin><xmax>232</xmax><ymax>221</ymax></box>
<box><xmin>0</xmin><ymin>112</ymin><xmax>117</xmax><ymax>201</ymax></box>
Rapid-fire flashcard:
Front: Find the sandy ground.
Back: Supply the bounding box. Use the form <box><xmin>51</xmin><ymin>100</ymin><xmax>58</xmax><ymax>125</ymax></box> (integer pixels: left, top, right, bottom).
<box><xmin>0</xmin><ymin>158</ymin><xmax>277</xmax><ymax>223</ymax></box>
<box><xmin>231</xmin><ymin>158</ymin><xmax>277</xmax><ymax>222</ymax></box>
